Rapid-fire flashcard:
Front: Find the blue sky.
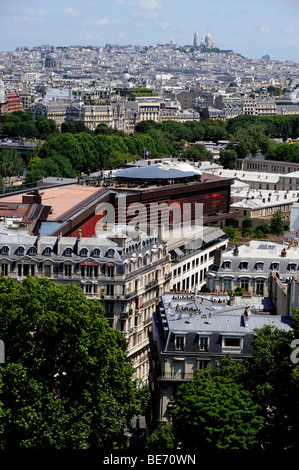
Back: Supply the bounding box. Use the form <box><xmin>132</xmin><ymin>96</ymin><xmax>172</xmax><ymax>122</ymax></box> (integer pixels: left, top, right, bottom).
<box><xmin>1</xmin><ymin>0</ymin><xmax>298</xmax><ymax>62</ymax></box>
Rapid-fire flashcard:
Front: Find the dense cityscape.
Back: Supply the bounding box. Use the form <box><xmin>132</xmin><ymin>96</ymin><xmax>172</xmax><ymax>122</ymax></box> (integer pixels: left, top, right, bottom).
<box><xmin>0</xmin><ymin>23</ymin><xmax>299</xmax><ymax>459</ymax></box>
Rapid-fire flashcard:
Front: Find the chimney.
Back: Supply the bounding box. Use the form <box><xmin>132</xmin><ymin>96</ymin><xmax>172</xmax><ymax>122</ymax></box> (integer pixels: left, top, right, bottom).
<box><xmin>214</xmin><ymin>247</ymin><xmax>223</xmax><ymax>266</ymax></box>
<box><xmin>243</xmin><ymin>307</ymin><xmax>250</xmax><ymax>326</ymax></box>
<box><xmin>281</xmin><ymin>247</ymin><xmax>287</xmax><ymax>257</ymax></box>
<box><xmin>56</xmin><ymin>232</ymin><xmax>62</xmax><ymax>256</ymax></box>
<box><xmin>234</xmin><ymin>246</ymin><xmax>239</xmax><ymax>256</ymax></box>
<box><xmin>35</xmin><ymin>233</ymin><xmax>41</xmax><ymax>255</ymax></box>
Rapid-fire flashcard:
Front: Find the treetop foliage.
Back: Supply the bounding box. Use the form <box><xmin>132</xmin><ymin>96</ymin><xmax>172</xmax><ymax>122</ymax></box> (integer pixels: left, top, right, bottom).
<box><xmin>0</xmin><ymin>277</ymin><xmax>145</xmax><ymax>449</ymax></box>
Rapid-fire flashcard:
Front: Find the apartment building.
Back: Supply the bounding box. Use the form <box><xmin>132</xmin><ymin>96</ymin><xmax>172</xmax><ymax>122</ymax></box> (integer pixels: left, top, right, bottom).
<box><xmin>0</xmin><ymin>222</ymin><xmax>171</xmax><ymax>383</ymax></box>
<box><xmin>206</xmin><ymin>240</ymin><xmax>299</xmax><ymax>301</ymax></box>
<box><xmin>149</xmin><ymin>292</ymin><xmax>292</xmax><ymax>423</ymax></box>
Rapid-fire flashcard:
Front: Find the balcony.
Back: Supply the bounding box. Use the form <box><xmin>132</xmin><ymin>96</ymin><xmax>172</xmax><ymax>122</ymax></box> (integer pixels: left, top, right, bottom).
<box><xmin>158</xmin><ymin>372</ymin><xmax>196</xmax><ymax>381</ymax></box>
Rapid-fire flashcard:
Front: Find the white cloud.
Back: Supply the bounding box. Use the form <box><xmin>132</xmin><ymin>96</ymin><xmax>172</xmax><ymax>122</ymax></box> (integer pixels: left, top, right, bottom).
<box><xmin>13</xmin><ymin>16</ymin><xmax>46</xmax><ymax>24</ymax></box>
<box><xmin>135</xmin><ymin>0</ymin><xmax>162</xmax><ymax>11</ymax></box>
<box><xmin>159</xmin><ymin>22</ymin><xmax>170</xmax><ymax>30</ymax></box>
<box><xmin>259</xmin><ymin>24</ymin><xmax>271</xmax><ymax>33</ymax></box>
<box><xmin>63</xmin><ymin>7</ymin><xmax>80</xmax><ymax>16</ymax></box>
<box><xmin>91</xmin><ymin>18</ymin><xmax>121</xmax><ymax>25</ymax></box>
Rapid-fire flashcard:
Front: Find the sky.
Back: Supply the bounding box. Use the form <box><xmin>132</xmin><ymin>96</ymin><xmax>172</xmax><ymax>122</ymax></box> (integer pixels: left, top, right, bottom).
<box><xmin>0</xmin><ymin>0</ymin><xmax>298</xmax><ymax>62</ymax></box>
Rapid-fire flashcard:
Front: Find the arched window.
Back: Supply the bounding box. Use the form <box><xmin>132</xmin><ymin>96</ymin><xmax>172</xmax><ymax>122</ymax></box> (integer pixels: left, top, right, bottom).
<box><xmin>106</xmin><ymin>249</ymin><xmax>115</xmax><ymax>258</ymax></box>
<box><xmin>80</xmin><ymin>248</ymin><xmax>88</xmax><ymax>257</ymax></box>
<box><xmin>223</xmin><ymin>261</ymin><xmax>231</xmax><ymax>269</ymax></box>
<box><xmin>16</xmin><ymin>246</ymin><xmax>24</xmax><ymax>256</ymax></box>
<box><xmin>43</xmin><ymin>247</ymin><xmax>52</xmax><ymax>256</ymax></box>
<box><xmin>288</xmin><ymin>263</ymin><xmax>297</xmax><ymax>271</ymax></box>
<box><xmin>28</xmin><ymin>247</ymin><xmax>37</xmax><ymax>256</ymax></box>
<box><xmin>64</xmin><ymin>248</ymin><xmax>72</xmax><ymax>257</ymax></box>
<box><xmin>92</xmin><ymin>248</ymin><xmax>101</xmax><ymax>258</ymax></box>
<box><xmin>1</xmin><ymin>246</ymin><xmax>9</xmax><ymax>255</ymax></box>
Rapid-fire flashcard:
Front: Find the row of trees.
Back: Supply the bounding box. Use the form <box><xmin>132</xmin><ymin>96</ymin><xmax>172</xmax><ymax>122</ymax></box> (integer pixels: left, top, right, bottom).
<box><xmin>146</xmin><ymin>314</ymin><xmax>299</xmax><ymax>450</ymax></box>
<box><xmin>223</xmin><ymin>210</ymin><xmax>286</xmax><ymax>241</ymax></box>
<box><xmin>1</xmin><ymin>111</ymin><xmax>299</xmax><ymax>182</ymax></box>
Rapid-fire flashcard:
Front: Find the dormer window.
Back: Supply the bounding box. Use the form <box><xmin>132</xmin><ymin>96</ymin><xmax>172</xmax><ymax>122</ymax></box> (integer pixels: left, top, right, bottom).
<box><xmin>64</xmin><ymin>248</ymin><xmax>72</xmax><ymax>257</ymax></box>
<box><xmin>80</xmin><ymin>248</ymin><xmax>88</xmax><ymax>257</ymax></box>
<box><xmin>1</xmin><ymin>246</ymin><xmax>9</xmax><ymax>255</ymax></box>
<box><xmin>16</xmin><ymin>246</ymin><xmax>24</xmax><ymax>256</ymax></box>
<box><xmin>92</xmin><ymin>248</ymin><xmax>101</xmax><ymax>258</ymax></box>
<box><xmin>240</xmin><ymin>261</ymin><xmax>248</xmax><ymax>270</ymax></box>
<box><xmin>43</xmin><ymin>247</ymin><xmax>52</xmax><ymax>256</ymax></box>
<box><xmin>28</xmin><ymin>247</ymin><xmax>37</xmax><ymax>256</ymax></box>
<box><xmin>256</xmin><ymin>262</ymin><xmax>264</xmax><ymax>270</ymax></box>
<box><xmin>288</xmin><ymin>263</ymin><xmax>297</xmax><ymax>271</ymax></box>
<box><xmin>106</xmin><ymin>249</ymin><xmax>115</xmax><ymax>258</ymax></box>
<box><xmin>174</xmin><ymin>335</ymin><xmax>185</xmax><ymax>351</ymax></box>
<box><xmin>199</xmin><ymin>336</ymin><xmax>210</xmax><ymax>352</ymax></box>
<box><xmin>223</xmin><ymin>261</ymin><xmax>231</xmax><ymax>269</ymax></box>
<box><xmin>271</xmin><ymin>262</ymin><xmax>279</xmax><ymax>270</ymax></box>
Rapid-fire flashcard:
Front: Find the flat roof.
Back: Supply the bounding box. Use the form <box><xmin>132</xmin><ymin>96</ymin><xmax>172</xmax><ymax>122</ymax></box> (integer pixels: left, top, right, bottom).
<box><xmin>0</xmin><ymin>185</ymin><xmax>102</xmax><ymax>221</ymax></box>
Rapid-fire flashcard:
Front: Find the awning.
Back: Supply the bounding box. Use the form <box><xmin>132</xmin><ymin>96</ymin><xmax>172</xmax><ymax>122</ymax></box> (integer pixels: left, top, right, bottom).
<box><xmin>202</xmin><ymin>228</ymin><xmax>224</xmax><ymax>243</ymax></box>
<box><xmin>173</xmin><ymin>247</ymin><xmax>184</xmax><ymax>256</ymax></box>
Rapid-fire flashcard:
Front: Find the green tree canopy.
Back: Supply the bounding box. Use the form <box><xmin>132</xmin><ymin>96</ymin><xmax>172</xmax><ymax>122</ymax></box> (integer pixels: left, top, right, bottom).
<box><xmin>171</xmin><ymin>359</ymin><xmax>264</xmax><ymax>450</ymax></box>
<box><xmin>0</xmin><ymin>277</ymin><xmax>143</xmax><ymax>449</ymax></box>
<box><xmin>270</xmin><ymin>209</ymin><xmax>285</xmax><ymax>236</ymax></box>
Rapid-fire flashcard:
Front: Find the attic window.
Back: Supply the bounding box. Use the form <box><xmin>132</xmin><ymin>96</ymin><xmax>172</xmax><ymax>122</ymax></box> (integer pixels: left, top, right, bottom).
<box><xmin>174</xmin><ymin>335</ymin><xmax>185</xmax><ymax>351</ymax></box>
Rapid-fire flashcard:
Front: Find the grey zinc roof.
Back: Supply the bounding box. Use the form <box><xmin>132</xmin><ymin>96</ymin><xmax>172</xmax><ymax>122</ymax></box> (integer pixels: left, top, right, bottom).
<box><xmin>114</xmin><ymin>162</ymin><xmax>201</xmax><ymax>180</ymax></box>
<box><xmin>160</xmin><ymin>292</ymin><xmax>292</xmax><ymax>338</ymax></box>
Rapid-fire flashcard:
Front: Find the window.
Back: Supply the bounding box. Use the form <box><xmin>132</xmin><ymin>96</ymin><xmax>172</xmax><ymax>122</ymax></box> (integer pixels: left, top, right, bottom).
<box><xmin>80</xmin><ymin>248</ymin><xmax>88</xmax><ymax>257</ymax></box>
<box><xmin>64</xmin><ymin>264</ymin><xmax>72</xmax><ymax>276</ymax></box>
<box><xmin>240</xmin><ymin>261</ymin><xmax>248</xmax><ymax>270</ymax></box>
<box><xmin>44</xmin><ymin>264</ymin><xmax>51</xmax><ymax>276</ymax></box>
<box><xmin>85</xmin><ymin>283</ymin><xmax>92</xmax><ymax>294</ymax></box>
<box><xmin>1</xmin><ymin>263</ymin><xmax>8</xmax><ymax>276</ymax></box>
<box><xmin>223</xmin><ymin>279</ymin><xmax>232</xmax><ymax>291</ymax></box>
<box><xmin>106</xmin><ymin>249</ymin><xmax>115</xmax><ymax>258</ymax></box>
<box><xmin>64</xmin><ymin>248</ymin><xmax>72</xmax><ymax>257</ymax></box>
<box><xmin>256</xmin><ymin>262</ymin><xmax>264</xmax><ymax>270</ymax></box>
<box><xmin>223</xmin><ymin>261</ymin><xmax>231</xmax><ymax>269</ymax></box>
<box><xmin>1</xmin><ymin>246</ymin><xmax>9</xmax><ymax>255</ymax></box>
<box><xmin>271</xmin><ymin>262</ymin><xmax>279</xmax><ymax>270</ymax></box>
<box><xmin>256</xmin><ymin>280</ymin><xmax>264</xmax><ymax>295</ymax></box>
<box><xmin>43</xmin><ymin>247</ymin><xmax>52</xmax><ymax>256</ymax></box>
<box><xmin>107</xmin><ymin>284</ymin><xmax>114</xmax><ymax>296</ymax></box>
<box><xmin>107</xmin><ymin>265</ymin><xmax>115</xmax><ymax>277</ymax></box>
<box><xmin>175</xmin><ymin>335</ymin><xmax>185</xmax><ymax>351</ymax></box>
<box><xmin>28</xmin><ymin>247</ymin><xmax>37</xmax><ymax>256</ymax></box>
<box><xmin>197</xmin><ymin>360</ymin><xmax>209</xmax><ymax>370</ymax></box>
<box><xmin>241</xmin><ymin>279</ymin><xmax>249</xmax><ymax>291</ymax></box>
<box><xmin>16</xmin><ymin>247</ymin><xmax>24</xmax><ymax>256</ymax></box>
<box><xmin>224</xmin><ymin>337</ymin><xmax>241</xmax><ymax>348</ymax></box>
<box><xmin>199</xmin><ymin>336</ymin><xmax>209</xmax><ymax>351</ymax></box>
<box><xmin>289</xmin><ymin>263</ymin><xmax>297</xmax><ymax>271</ymax></box>
<box><xmin>92</xmin><ymin>248</ymin><xmax>101</xmax><ymax>258</ymax></box>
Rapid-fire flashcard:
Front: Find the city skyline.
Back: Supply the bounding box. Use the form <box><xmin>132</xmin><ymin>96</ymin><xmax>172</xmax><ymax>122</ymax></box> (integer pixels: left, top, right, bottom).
<box><xmin>0</xmin><ymin>0</ymin><xmax>298</xmax><ymax>62</ymax></box>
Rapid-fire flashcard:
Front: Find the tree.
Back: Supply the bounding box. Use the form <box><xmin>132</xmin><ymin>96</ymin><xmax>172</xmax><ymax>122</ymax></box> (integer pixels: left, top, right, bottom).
<box><xmin>242</xmin><ymin>218</ymin><xmax>253</xmax><ymax>230</ymax></box>
<box><xmin>171</xmin><ymin>361</ymin><xmax>264</xmax><ymax>450</ymax></box>
<box><xmin>270</xmin><ymin>209</ymin><xmax>285</xmax><ymax>236</ymax></box>
<box><xmin>0</xmin><ymin>149</ymin><xmax>24</xmax><ymax>177</ymax></box>
<box><xmin>145</xmin><ymin>422</ymin><xmax>175</xmax><ymax>450</ymax></box>
<box><xmin>0</xmin><ymin>277</ymin><xmax>143</xmax><ymax>449</ymax></box>
<box><xmin>222</xmin><ymin>226</ymin><xmax>236</xmax><ymax>241</ymax></box>
<box><xmin>246</xmin><ymin>323</ymin><xmax>297</xmax><ymax>450</ymax></box>
<box><xmin>183</xmin><ymin>143</ymin><xmax>213</xmax><ymax>162</ymax></box>
<box><xmin>219</xmin><ymin>149</ymin><xmax>237</xmax><ymax>169</ymax></box>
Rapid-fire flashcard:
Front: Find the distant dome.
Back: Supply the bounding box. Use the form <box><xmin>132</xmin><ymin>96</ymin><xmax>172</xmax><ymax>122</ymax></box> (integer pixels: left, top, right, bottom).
<box><xmin>205</xmin><ymin>31</ymin><xmax>211</xmax><ymax>41</ymax></box>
